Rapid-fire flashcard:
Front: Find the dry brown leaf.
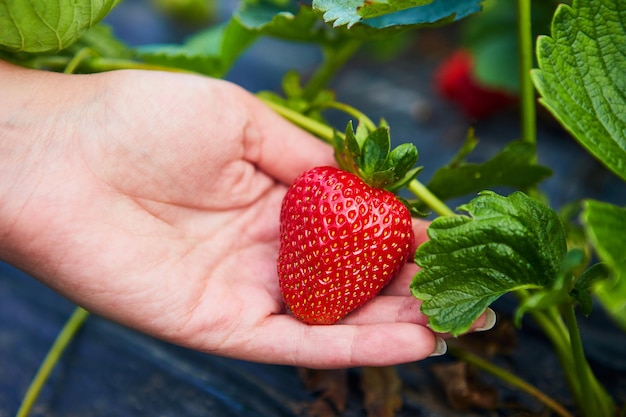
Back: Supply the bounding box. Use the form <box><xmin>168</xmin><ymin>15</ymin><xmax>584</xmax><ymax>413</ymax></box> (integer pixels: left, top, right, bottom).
<box><xmin>430</xmin><ymin>361</ymin><xmax>499</xmax><ymax>411</ymax></box>
<box><xmin>297</xmin><ymin>368</ymin><xmax>349</xmax><ymax>417</ymax></box>
<box><xmin>360</xmin><ymin>366</ymin><xmax>403</xmax><ymax>417</ymax></box>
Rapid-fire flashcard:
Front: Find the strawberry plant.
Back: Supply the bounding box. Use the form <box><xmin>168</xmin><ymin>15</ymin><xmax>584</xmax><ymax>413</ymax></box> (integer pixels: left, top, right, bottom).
<box><xmin>2</xmin><ymin>0</ymin><xmax>625</xmax><ymax>416</ymax></box>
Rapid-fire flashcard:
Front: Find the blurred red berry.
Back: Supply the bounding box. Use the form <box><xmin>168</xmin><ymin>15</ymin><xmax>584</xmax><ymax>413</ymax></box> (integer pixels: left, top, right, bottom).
<box><xmin>435</xmin><ymin>49</ymin><xmax>517</xmax><ymax>119</ymax></box>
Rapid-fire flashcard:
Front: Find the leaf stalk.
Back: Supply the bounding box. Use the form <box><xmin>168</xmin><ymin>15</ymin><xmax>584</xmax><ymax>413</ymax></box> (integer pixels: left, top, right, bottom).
<box><xmin>302</xmin><ymin>39</ymin><xmax>362</xmax><ymax>100</ymax></box>
<box><xmin>517</xmin><ymin>0</ymin><xmax>537</xmax><ymax>155</ymax></box>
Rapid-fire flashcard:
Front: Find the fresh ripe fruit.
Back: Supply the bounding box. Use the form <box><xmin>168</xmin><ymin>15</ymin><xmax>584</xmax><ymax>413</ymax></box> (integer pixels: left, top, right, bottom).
<box><xmin>435</xmin><ymin>49</ymin><xmax>517</xmax><ymax>119</ymax></box>
<box><xmin>278</xmin><ymin>166</ymin><xmax>415</xmax><ymax>325</ymax></box>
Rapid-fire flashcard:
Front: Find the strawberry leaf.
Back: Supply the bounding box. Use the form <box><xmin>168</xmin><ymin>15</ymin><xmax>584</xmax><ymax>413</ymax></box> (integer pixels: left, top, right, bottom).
<box><xmin>313</xmin><ymin>0</ymin><xmax>483</xmax><ymax>30</ymax></box>
<box><xmin>386</xmin><ymin>143</ymin><xmax>419</xmax><ymax>177</ymax></box>
<box><xmin>571</xmin><ymin>262</ymin><xmax>610</xmax><ymax>316</ymax></box>
<box><xmin>581</xmin><ymin>200</ymin><xmax>626</xmax><ymax>330</ymax></box>
<box><xmin>531</xmin><ymin>0</ymin><xmax>626</xmax><ymax>181</ymax></box>
<box><xmin>412</xmin><ymin>191</ymin><xmax>567</xmax><ymax>335</ymax></box>
<box><xmin>361</xmin><ymin>127</ymin><xmax>391</xmax><ymax>175</ymax></box>
<box><xmin>235</xmin><ymin>1</ymin><xmax>332</xmax><ymax>43</ymax></box>
<box><xmin>136</xmin><ymin>18</ymin><xmax>258</xmax><ymax>77</ymax></box>
<box><xmin>0</xmin><ymin>0</ymin><xmax>121</xmax><ymax>53</ymax></box>
<box><xmin>514</xmin><ymin>248</ymin><xmax>587</xmax><ymax>325</ymax></box>
<box><xmin>426</xmin><ymin>140</ymin><xmax>552</xmax><ymax>204</ymax></box>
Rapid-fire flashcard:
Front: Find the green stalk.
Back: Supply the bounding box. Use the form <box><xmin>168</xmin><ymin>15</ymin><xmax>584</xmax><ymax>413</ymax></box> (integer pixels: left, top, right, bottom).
<box><xmin>527</xmin><ymin>306</ymin><xmax>582</xmax><ymax>402</ymax></box>
<box><xmin>562</xmin><ymin>305</ymin><xmax>594</xmax><ymax>417</ymax></box>
<box><xmin>562</xmin><ymin>305</ymin><xmax>615</xmax><ymax>417</ymax></box>
<box><xmin>63</xmin><ymin>48</ymin><xmax>95</xmax><ymax>74</ymax></box>
<box><xmin>517</xmin><ymin>0</ymin><xmax>537</xmax><ymax>155</ymax></box>
<box><xmin>519</xmin><ymin>290</ymin><xmax>615</xmax><ymax>417</ymax></box>
<box><xmin>302</xmin><ymin>39</ymin><xmax>362</xmax><ymax>101</ymax></box>
<box><xmin>261</xmin><ymin>98</ymin><xmax>456</xmax><ymax>217</ymax></box>
<box><xmin>16</xmin><ymin>307</ymin><xmax>90</xmax><ymax>417</ymax></box>
<box><xmin>323</xmin><ymin>101</ymin><xmax>377</xmax><ymax>132</ymax></box>
<box><xmin>448</xmin><ymin>345</ymin><xmax>573</xmax><ymax>417</ymax></box>
<box><xmin>22</xmin><ymin>55</ymin><xmax>195</xmax><ymax>74</ymax></box>
<box><xmin>260</xmin><ymin>98</ymin><xmax>335</xmax><ymax>142</ymax></box>
<box><xmin>406</xmin><ymin>180</ymin><xmax>455</xmax><ymax>217</ymax></box>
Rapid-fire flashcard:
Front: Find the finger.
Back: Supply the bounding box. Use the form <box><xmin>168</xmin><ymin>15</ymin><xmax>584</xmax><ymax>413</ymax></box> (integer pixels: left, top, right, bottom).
<box><xmin>339</xmin><ymin>295</ymin><xmax>429</xmax><ymax>326</ymax></box>
<box><xmin>412</xmin><ymin>217</ymin><xmax>430</xmax><ymax>249</ymax></box>
<box><xmin>468</xmin><ymin>307</ymin><xmax>497</xmax><ymax>333</ymax></box>
<box><xmin>238</xmin><ymin>315</ymin><xmax>439</xmax><ymax>369</ymax></box>
<box><xmin>240</xmin><ymin>90</ymin><xmax>336</xmax><ymax>184</ymax></box>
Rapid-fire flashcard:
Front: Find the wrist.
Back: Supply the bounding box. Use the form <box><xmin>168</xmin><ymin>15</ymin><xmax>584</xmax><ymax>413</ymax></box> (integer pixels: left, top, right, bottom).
<box><xmin>0</xmin><ymin>61</ymin><xmax>91</xmax><ymax>269</ymax></box>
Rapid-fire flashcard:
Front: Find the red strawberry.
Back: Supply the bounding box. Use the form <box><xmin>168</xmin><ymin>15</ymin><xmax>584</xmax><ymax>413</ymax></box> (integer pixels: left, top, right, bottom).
<box><xmin>278</xmin><ymin>166</ymin><xmax>415</xmax><ymax>325</ymax></box>
<box><xmin>435</xmin><ymin>49</ymin><xmax>517</xmax><ymax>119</ymax></box>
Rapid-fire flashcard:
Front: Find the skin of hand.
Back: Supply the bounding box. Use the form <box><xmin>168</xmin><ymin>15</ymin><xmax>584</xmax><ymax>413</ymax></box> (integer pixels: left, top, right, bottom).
<box><xmin>0</xmin><ymin>61</ymin><xmax>490</xmax><ymax>369</ymax></box>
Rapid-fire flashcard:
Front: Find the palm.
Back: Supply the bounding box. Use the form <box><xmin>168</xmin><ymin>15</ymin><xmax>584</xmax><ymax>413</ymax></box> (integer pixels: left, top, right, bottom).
<box><xmin>40</xmin><ymin>70</ymin><xmax>329</xmax><ymax>357</ymax></box>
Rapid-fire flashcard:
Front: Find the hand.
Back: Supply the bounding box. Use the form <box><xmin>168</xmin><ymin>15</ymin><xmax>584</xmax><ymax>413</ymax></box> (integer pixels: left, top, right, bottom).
<box><xmin>0</xmin><ymin>63</ymin><xmax>491</xmax><ymax>368</ymax></box>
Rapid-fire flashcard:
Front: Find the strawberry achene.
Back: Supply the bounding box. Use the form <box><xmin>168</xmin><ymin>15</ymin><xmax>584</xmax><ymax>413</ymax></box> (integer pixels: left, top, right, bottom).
<box><xmin>278</xmin><ymin>166</ymin><xmax>415</xmax><ymax>325</ymax></box>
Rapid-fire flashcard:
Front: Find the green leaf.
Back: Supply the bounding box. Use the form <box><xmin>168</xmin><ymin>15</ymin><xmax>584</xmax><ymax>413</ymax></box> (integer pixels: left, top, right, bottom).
<box><xmin>385</xmin><ymin>143</ymin><xmax>419</xmax><ymax>177</ymax></box>
<box><xmin>313</xmin><ymin>0</ymin><xmax>483</xmax><ymax>30</ymax></box>
<box><xmin>0</xmin><ymin>0</ymin><xmax>121</xmax><ymax>53</ymax></box>
<box><xmin>361</xmin><ymin>127</ymin><xmax>391</xmax><ymax>175</ymax></box>
<box><xmin>334</xmin><ymin>121</ymin><xmax>361</xmax><ymax>173</ymax></box>
<box><xmin>412</xmin><ymin>191</ymin><xmax>567</xmax><ymax>335</ymax></box>
<box><xmin>281</xmin><ymin>70</ymin><xmax>303</xmax><ymax>98</ymax></box>
<box><xmin>136</xmin><ymin>18</ymin><xmax>258</xmax><ymax>77</ymax></box>
<box><xmin>581</xmin><ymin>200</ymin><xmax>626</xmax><ymax>330</ymax></box>
<box><xmin>514</xmin><ymin>249</ymin><xmax>585</xmax><ymax>325</ymax></box>
<box><xmin>426</xmin><ymin>140</ymin><xmax>552</xmax><ymax>203</ymax></box>
<box><xmin>72</xmin><ymin>23</ymin><xmax>131</xmax><ymax>59</ymax></box>
<box><xmin>572</xmin><ymin>263</ymin><xmax>610</xmax><ymax>316</ymax></box>
<box><xmin>532</xmin><ymin>0</ymin><xmax>626</xmax><ymax>181</ymax></box>
<box><xmin>235</xmin><ymin>1</ymin><xmax>331</xmax><ymax>43</ymax></box>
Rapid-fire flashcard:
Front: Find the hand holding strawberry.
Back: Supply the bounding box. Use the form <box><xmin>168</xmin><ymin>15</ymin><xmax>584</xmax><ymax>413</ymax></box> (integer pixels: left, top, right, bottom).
<box><xmin>0</xmin><ymin>64</ymin><xmax>455</xmax><ymax>368</ymax></box>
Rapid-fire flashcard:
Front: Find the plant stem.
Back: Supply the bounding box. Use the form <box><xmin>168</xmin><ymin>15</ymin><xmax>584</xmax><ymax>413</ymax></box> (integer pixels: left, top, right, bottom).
<box><xmin>302</xmin><ymin>39</ymin><xmax>362</xmax><ymax>100</ymax></box>
<box><xmin>63</xmin><ymin>48</ymin><xmax>95</xmax><ymax>74</ymax></box>
<box><xmin>528</xmin><ymin>307</ymin><xmax>582</xmax><ymax>404</ymax></box>
<box><xmin>562</xmin><ymin>304</ymin><xmax>615</xmax><ymax>417</ymax></box>
<box><xmin>22</xmin><ymin>55</ymin><xmax>196</xmax><ymax>74</ymax></box>
<box><xmin>323</xmin><ymin>101</ymin><xmax>377</xmax><ymax>132</ymax></box>
<box><xmin>16</xmin><ymin>307</ymin><xmax>90</xmax><ymax>417</ymax></box>
<box><xmin>517</xmin><ymin>0</ymin><xmax>537</xmax><ymax>156</ymax></box>
<box><xmin>407</xmin><ymin>179</ymin><xmax>455</xmax><ymax>217</ymax></box>
<box><xmin>261</xmin><ymin>98</ymin><xmax>457</xmax><ymax>217</ymax></box>
<box><xmin>448</xmin><ymin>345</ymin><xmax>574</xmax><ymax>417</ymax></box>
<box><xmin>260</xmin><ymin>98</ymin><xmax>336</xmax><ymax>142</ymax></box>
<box><xmin>519</xmin><ymin>290</ymin><xmax>615</xmax><ymax>417</ymax></box>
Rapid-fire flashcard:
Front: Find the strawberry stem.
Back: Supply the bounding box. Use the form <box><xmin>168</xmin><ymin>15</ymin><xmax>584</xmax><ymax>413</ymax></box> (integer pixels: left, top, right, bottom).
<box><xmin>15</xmin><ymin>55</ymin><xmax>196</xmax><ymax>74</ymax></box>
<box><xmin>261</xmin><ymin>96</ymin><xmax>456</xmax><ymax>216</ymax></box>
<box><xmin>517</xmin><ymin>0</ymin><xmax>537</xmax><ymax>157</ymax></box>
<box><xmin>322</xmin><ymin>101</ymin><xmax>377</xmax><ymax>132</ymax></box>
<box><xmin>261</xmin><ymin>97</ymin><xmax>335</xmax><ymax>142</ymax></box>
<box><xmin>302</xmin><ymin>39</ymin><xmax>362</xmax><ymax>101</ymax></box>
<box><xmin>406</xmin><ymin>179</ymin><xmax>455</xmax><ymax>217</ymax></box>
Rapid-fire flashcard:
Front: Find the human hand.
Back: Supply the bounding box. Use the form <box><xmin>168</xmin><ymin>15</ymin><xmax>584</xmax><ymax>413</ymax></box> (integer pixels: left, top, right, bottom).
<box><xmin>0</xmin><ymin>63</ymin><xmax>492</xmax><ymax>368</ymax></box>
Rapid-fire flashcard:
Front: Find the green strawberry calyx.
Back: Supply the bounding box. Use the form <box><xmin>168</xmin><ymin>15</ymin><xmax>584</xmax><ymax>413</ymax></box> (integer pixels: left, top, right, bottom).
<box><xmin>334</xmin><ymin>120</ymin><xmax>422</xmax><ymax>193</ymax></box>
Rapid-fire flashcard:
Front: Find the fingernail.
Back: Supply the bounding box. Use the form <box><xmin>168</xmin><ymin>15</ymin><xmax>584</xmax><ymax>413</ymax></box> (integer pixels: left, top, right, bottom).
<box><xmin>475</xmin><ymin>307</ymin><xmax>497</xmax><ymax>332</ymax></box>
<box><xmin>429</xmin><ymin>337</ymin><xmax>447</xmax><ymax>357</ymax></box>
